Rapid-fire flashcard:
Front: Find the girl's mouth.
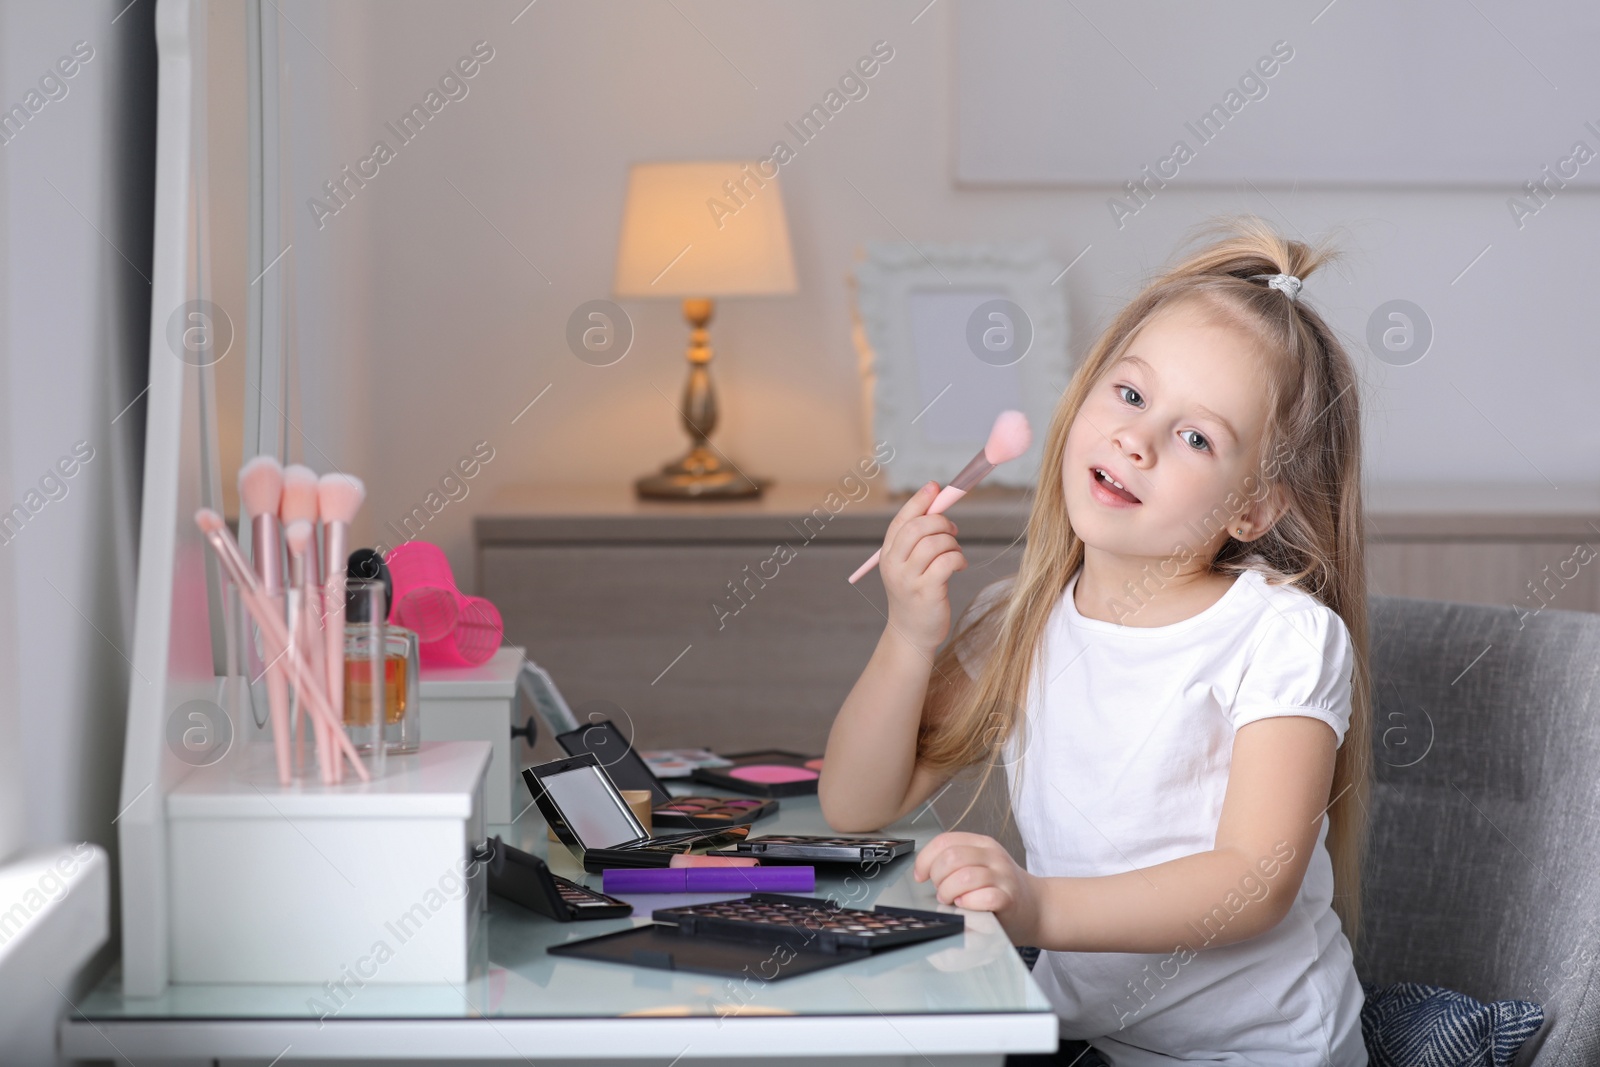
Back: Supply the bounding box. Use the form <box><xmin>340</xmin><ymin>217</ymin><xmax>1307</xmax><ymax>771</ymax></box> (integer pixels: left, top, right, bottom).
<box><xmin>1089</xmin><ymin>466</ymin><xmax>1142</xmax><ymax>507</ymax></box>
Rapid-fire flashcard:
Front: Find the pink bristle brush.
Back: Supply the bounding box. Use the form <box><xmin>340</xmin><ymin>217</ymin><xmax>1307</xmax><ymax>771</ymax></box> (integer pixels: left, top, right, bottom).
<box><xmin>279</xmin><ymin>466</ymin><xmax>321</xmax><ymax>775</ymax></box>
<box><xmin>318</xmin><ymin>473</ymin><xmax>365</xmax><ymax>743</ymax></box>
<box><xmin>238</xmin><ymin>457</ymin><xmax>292</xmax><ymax>785</ymax></box>
<box><xmin>286</xmin><ymin>519</ymin><xmax>335</xmax><ymax>783</ymax></box>
<box><xmin>194</xmin><ymin>509</ymin><xmax>370</xmax><ymax>782</ymax></box>
<box><xmin>848</xmin><ymin>409</ymin><xmax>1033</xmax><ymax>584</ymax></box>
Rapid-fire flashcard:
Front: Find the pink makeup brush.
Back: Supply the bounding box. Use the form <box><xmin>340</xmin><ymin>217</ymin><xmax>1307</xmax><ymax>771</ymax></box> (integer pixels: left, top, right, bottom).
<box><xmin>194</xmin><ymin>509</ymin><xmax>370</xmax><ymax>782</ymax></box>
<box><xmin>318</xmin><ymin>473</ymin><xmax>365</xmax><ymax>734</ymax></box>
<box><xmin>279</xmin><ymin>466</ymin><xmax>320</xmax><ymax>773</ymax></box>
<box><xmin>287</xmin><ymin>519</ymin><xmax>338</xmax><ymax>783</ymax></box>
<box><xmin>848</xmin><ymin>410</ymin><xmax>1033</xmax><ymax>584</ymax></box>
<box><xmin>238</xmin><ymin>457</ymin><xmax>292</xmax><ymax>785</ymax></box>
<box><xmin>281</xmin><ymin>463</ymin><xmax>321</xmax><ymax>575</ymax></box>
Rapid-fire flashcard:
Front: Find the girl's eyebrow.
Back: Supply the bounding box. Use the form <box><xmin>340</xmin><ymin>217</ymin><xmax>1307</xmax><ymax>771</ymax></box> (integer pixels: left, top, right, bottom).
<box><xmin>1113</xmin><ymin>354</ymin><xmax>1239</xmax><ymax>445</ymax></box>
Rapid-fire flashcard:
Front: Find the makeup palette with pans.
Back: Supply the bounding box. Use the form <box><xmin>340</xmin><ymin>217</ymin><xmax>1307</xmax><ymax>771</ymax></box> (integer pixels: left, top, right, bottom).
<box><xmin>555</xmin><ymin>720</ymin><xmax>779</xmax><ymax>829</ymax></box>
<box><xmin>689</xmin><ymin>750</ymin><xmax>825</xmax><ymax>798</ymax></box>
<box><xmin>651</xmin><ymin>795</ymin><xmax>771</xmax><ymax>826</ymax></box>
<box><xmin>549</xmin><ymin>893</ymin><xmax>963</xmax><ymax>980</ymax></box>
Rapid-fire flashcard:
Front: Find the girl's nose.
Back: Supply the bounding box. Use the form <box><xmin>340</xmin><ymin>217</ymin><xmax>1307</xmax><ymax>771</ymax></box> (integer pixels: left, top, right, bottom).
<box><xmin>1112</xmin><ymin>425</ymin><xmax>1151</xmax><ymax>465</ymax></box>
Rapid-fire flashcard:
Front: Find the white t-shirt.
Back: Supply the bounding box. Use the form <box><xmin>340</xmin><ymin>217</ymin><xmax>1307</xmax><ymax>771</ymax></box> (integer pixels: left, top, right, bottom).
<box><xmin>956</xmin><ymin>563</ymin><xmax>1367</xmax><ymax>1067</ymax></box>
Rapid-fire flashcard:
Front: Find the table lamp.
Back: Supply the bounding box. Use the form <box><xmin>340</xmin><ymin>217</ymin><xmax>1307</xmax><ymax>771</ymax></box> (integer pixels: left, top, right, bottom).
<box><xmin>614</xmin><ymin>160</ymin><xmax>798</xmax><ymax>499</ymax></box>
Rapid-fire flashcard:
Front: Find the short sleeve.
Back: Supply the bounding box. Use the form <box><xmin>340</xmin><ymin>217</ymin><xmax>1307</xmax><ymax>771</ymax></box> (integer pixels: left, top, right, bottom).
<box><xmin>952</xmin><ymin>576</ymin><xmax>1015</xmax><ymax>682</ymax></box>
<box><xmin>1228</xmin><ymin>605</ymin><xmax>1355</xmax><ymax>747</ymax></box>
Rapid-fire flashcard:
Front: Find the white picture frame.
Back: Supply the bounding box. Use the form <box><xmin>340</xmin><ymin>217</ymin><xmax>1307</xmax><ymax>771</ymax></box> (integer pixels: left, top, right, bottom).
<box><xmin>851</xmin><ymin>240</ymin><xmax>1071</xmax><ymax>493</ymax></box>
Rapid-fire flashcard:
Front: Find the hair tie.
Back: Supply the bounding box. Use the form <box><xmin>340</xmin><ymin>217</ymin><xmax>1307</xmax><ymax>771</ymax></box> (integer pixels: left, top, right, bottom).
<box><xmin>1248</xmin><ymin>272</ymin><xmax>1302</xmax><ymax>302</ymax></box>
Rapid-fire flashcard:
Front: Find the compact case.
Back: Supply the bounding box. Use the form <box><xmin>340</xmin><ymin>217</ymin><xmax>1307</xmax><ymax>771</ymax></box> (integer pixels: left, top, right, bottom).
<box><xmin>548</xmin><ymin>892</ymin><xmax>964</xmax><ymax>979</ymax></box>
<box><xmin>556</xmin><ymin>719</ymin><xmax>778</xmax><ymax>829</ymax></box>
<box><xmin>523</xmin><ymin>753</ymin><xmax>750</xmax><ymax>871</ymax></box>
<box><xmin>707</xmin><ymin>834</ymin><xmax>914</xmax><ymax>865</ymax></box>
<box><xmin>689</xmin><ymin>749</ymin><xmax>824</xmax><ymax>798</ymax></box>
<box><xmin>478</xmin><ymin>835</ymin><xmax>632</xmax><ymax>921</ymax></box>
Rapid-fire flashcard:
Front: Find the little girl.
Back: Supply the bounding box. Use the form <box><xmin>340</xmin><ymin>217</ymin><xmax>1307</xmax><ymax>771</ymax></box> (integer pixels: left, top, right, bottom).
<box><xmin>820</xmin><ymin>216</ymin><xmax>1371</xmax><ymax>1066</ymax></box>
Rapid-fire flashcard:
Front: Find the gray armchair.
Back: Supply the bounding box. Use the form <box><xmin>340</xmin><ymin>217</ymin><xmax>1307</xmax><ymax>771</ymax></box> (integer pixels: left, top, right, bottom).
<box><xmin>1361</xmin><ymin>593</ymin><xmax>1600</xmax><ymax>1066</ymax></box>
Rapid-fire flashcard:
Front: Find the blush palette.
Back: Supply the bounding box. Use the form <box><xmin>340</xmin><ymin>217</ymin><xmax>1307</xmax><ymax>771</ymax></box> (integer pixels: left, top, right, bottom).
<box><xmin>690</xmin><ymin>749</ymin><xmax>824</xmax><ymax>798</ymax></box>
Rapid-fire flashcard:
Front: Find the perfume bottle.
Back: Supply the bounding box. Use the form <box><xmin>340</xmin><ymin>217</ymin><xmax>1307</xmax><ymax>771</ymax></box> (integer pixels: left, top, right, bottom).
<box><xmin>343</xmin><ymin>553</ymin><xmax>421</xmax><ymax>755</ymax></box>
<box><xmin>343</xmin><ymin>624</ymin><xmax>419</xmax><ymax>752</ymax></box>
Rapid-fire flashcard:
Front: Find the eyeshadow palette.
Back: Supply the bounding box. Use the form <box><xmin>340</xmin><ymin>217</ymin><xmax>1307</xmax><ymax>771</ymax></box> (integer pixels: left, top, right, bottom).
<box><xmin>477</xmin><ymin>835</ymin><xmax>633</xmax><ymax>922</ymax></box>
<box><xmin>523</xmin><ymin>754</ymin><xmax>755</xmax><ymax>870</ymax></box>
<box><xmin>651</xmin><ymin>794</ymin><xmax>775</xmax><ymax>829</ymax></box>
<box><xmin>707</xmin><ymin>834</ymin><xmax>914</xmax><ymax>864</ymax></box>
<box><xmin>689</xmin><ymin>749</ymin><xmax>825</xmax><ymax>798</ymax></box>
<box><xmin>653</xmin><ymin>893</ymin><xmax>963</xmax><ymax>953</ymax></box>
<box><xmin>548</xmin><ymin>892</ymin><xmax>963</xmax><ymax>980</ymax></box>
<box><xmin>556</xmin><ymin>721</ymin><xmax>779</xmax><ymax>829</ymax></box>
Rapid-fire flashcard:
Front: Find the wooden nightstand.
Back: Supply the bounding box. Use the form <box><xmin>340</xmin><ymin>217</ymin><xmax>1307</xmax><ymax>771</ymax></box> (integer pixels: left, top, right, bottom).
<box><xmin>475</xmin><ymin>482</ymin><xmax>1031</xmax><ymax>755</ymax></box>
<box><xmin>1365</xmin><ymin>484</ymin><xmax>1600</xmax><ymax>619</ymax></box>
<box><xmin>475</xmin><ymin>481</ymin><xmax>1600</xmax><ymax>755</ymax></box>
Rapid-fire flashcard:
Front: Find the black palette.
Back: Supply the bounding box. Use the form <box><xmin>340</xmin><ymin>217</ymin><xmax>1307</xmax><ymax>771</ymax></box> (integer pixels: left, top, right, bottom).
<box><xmin>556</xmin><ymin>720</ymin><xmax>779</xmax><ymax>829</ymax></box>
<box><xmin>522</xmin><ymin>754</ymin><xmax>752</xmax><ymax>871</ymax></box>
<box><xmin>547</xmin><ymin>923</ymin><xmax>864</xmax><ymax>980</ymax></box>
<box><xmin>479</xmin><ymin>836</ymin><xmax>632</xmax><ymax>922</ymax></box>
<box><xmin>708</xmin><ymin>834</ymin><xmax>914</xmax><ymax>865</ymax></box>
<box><xmin>549</xmin><ymin>892</ymin><xmax>963</xmax><ymax>980</ymax></box>
<box><xmin>655</xmin><ymin>893</ymin><xmax>962</xmax><ymax>953</ymax></box>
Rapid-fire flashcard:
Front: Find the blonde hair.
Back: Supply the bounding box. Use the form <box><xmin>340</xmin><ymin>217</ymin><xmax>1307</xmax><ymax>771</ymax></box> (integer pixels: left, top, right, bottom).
<box><xmin>920</xmin><ymin>214</ymin><xmax>1372</xmax><ymax>950</ymax></box>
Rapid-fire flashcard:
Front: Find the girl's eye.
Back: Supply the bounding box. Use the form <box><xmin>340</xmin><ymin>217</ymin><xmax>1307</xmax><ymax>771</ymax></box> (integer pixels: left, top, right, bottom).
<box><xmin>1118</xmin><ymin>385</ymin><xmax>1211</xmax><ymax>453</ymax></box>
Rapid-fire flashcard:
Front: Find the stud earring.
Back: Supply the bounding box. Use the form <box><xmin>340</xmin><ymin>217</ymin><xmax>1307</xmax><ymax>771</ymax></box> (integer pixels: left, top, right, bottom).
<box><xmin>1236</xmin><ymin>528</ymin><xmax>1245</xmax><ymax>538</ymax></box>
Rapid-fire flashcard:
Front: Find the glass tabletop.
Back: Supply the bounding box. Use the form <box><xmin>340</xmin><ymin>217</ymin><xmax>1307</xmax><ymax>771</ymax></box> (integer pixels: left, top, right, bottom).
<box><xmin>76</xmin><ymin>790</ymin><xmax>1053</xmax><ymax>1022</ymax></box>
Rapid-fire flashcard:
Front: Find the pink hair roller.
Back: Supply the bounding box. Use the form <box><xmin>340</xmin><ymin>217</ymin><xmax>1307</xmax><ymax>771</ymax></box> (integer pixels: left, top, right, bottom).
<box><xmin>420</xmin><ymin>595</ymin><xmax>504</xmax><ymax>668</ymax></box>
<box><xmin>385</xmin><ymin>541</ymin><xmax>461</xmax><ymax>641</ymax></box>
<box><xmin>386</xmin><ymin>540</ymin><xmax>505</xmax><ymax>667</ymax></box>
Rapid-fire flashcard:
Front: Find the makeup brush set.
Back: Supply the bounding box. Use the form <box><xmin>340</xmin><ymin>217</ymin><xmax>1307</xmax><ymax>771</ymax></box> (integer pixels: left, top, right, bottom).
<box><xmin>197</xmin><ymin>456</ymin><xmax>370</xmax><ymax>785</ymax></box>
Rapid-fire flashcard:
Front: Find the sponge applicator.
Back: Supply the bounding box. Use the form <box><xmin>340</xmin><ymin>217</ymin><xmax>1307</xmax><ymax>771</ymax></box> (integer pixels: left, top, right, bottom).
<box><xmin>847</xmin><ymin>410</ymin><xmax>1033</xmax><ymax>585</ymax></box>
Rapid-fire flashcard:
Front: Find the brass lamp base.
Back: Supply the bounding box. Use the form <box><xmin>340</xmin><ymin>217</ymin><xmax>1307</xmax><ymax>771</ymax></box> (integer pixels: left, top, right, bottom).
<box><xmin>635</xmin><ymin>296</ymin><xmax>769</xmax><ymax>501</ymax></box>
<box><xmin>635</xmin><ymin>445</ymin><xmax>767</xmax><ymax>499</ymax></box>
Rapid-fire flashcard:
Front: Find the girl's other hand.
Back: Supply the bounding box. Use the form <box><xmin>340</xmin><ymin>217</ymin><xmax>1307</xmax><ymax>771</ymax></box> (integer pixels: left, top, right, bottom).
<box><xmin>880</xmin><ymin>481</ymin><xmax>967</xmax><ymax>658</ymax></box>
<box><xmin>913</xmin><ymin>831</ymin><xmax>1040</xmax><ymax>943</ymax></box>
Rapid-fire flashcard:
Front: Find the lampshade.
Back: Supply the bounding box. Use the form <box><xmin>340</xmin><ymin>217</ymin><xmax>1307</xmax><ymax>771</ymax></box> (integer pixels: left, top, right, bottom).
<box><xmin>613</xmin><ymin>161</ymin><xmax>798</xmax><ymax>298</ymax></box>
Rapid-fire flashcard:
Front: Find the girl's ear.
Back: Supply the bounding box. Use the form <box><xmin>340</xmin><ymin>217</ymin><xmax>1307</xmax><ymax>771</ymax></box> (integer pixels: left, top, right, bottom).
<box><xmin>1236</xmin><ymin>482</ymin><xmax>1289</xmax><ymax>542</ymax></box>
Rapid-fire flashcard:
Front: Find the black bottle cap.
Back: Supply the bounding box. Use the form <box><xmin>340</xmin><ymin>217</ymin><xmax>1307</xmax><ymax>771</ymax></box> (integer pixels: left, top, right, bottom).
<box><xmin>346</xmin><ymin>548</ymin><xmax>392</xmax><ymax>623</ymax></box>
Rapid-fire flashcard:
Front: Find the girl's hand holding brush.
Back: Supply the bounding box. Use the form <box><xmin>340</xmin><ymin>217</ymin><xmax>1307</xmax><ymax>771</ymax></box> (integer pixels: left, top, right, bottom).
<box><xmin>878</xmin><ymin>481</ymin><xmax>967</xmax><ymax>659</ymax></box>
<box><xmin>848</xmin><ymin>410</ymin><xmax>1031</xmax><ymax>584</ymax></box>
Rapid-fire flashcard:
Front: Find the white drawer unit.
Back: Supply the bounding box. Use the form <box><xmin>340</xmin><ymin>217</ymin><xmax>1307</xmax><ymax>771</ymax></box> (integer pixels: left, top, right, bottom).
<box><xmin>166</xmin><ymin>740</ymin><xmax>492</xmax><ymax>985</ymax></box>
<box><xmin>417</xmin><ymin>646</ymin><xmax>527</xmax><ymax>824</ymax></box>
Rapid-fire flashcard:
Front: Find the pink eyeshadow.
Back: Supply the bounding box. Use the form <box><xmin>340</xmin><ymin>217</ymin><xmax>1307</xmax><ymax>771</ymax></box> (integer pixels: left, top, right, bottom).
<box><xmin>729</xmin><ymin>764</ymin><xmax>818</xmax><ymax>784</ymax></box>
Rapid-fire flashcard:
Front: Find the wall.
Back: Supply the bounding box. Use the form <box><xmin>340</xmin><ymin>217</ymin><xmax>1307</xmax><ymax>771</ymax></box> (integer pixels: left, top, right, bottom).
<box><xmin>276</xmin><ymin>0</ymin><xmax>1600</xmax><ymax>593</ymax></box>
<box><xmin>0</xmin><ymin>0</ymin><xmax>155</xmax><ymax>1024</ymax></box>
